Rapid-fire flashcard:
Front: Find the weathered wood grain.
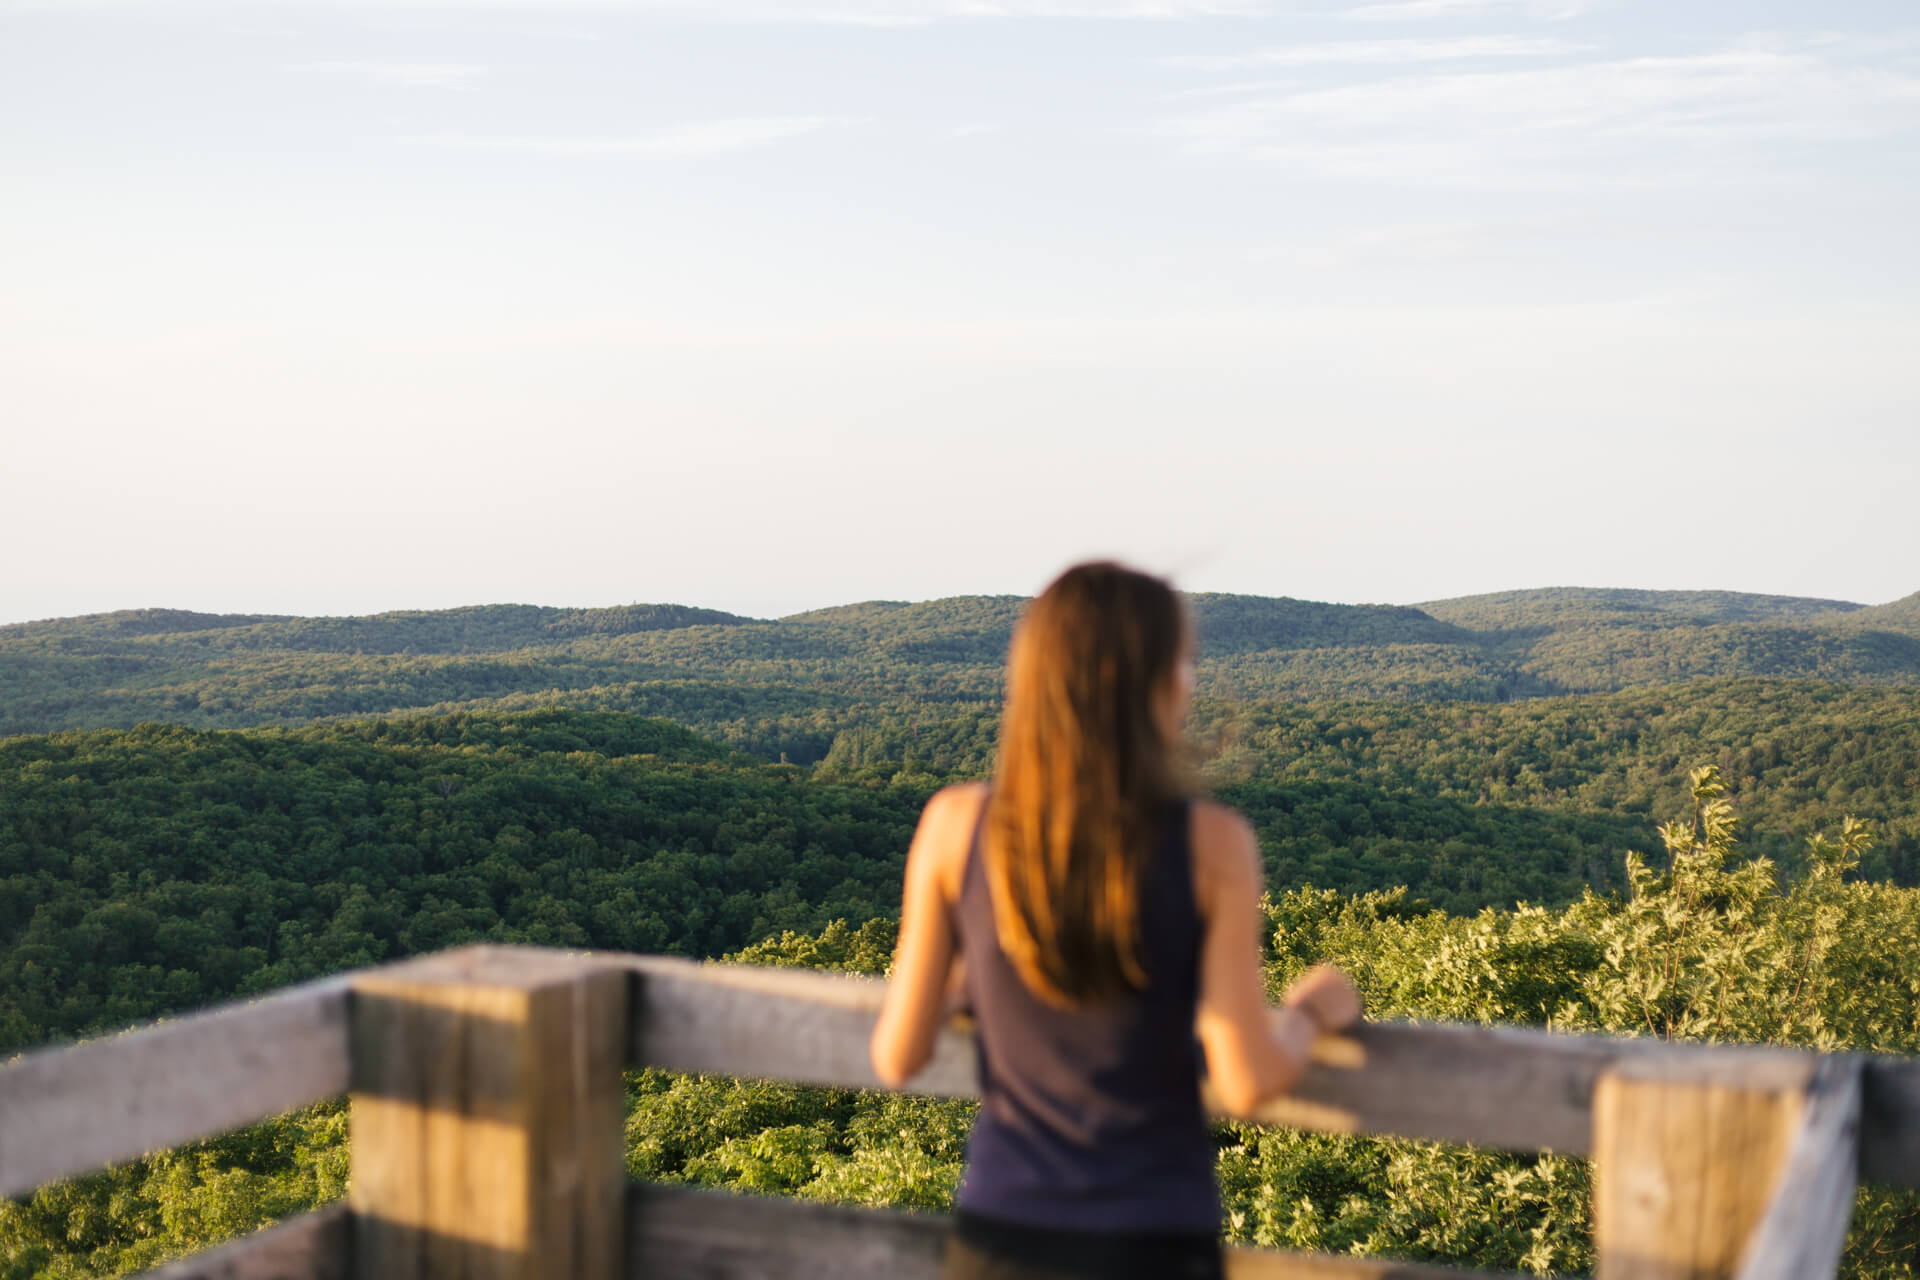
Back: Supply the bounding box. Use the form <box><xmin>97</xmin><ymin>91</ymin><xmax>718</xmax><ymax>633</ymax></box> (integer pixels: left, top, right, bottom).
<box><xmin>1241</xmin><ymin>1020</ymin><xmax>1648</xmax><ymax>1156</ymax></box>
<box><xmin>626</xmin><ymin>1185</ymin><xmax>1508</xmax><ymax>1280</ymax></box>
<box><xmin>133</xmin><ymin>1205</ymin><xmax>349</xmax><ymax>1280</ymax></box>
<box><xmin>1733</xmin><ymin>1057</ymin><xmax>1863</xmax><ymax>1280</ymax></box>
<box><xmin>1857</xmin><ymin>1055</ymin><xmax>1920</xmax><ymax>1187</ymax></box>
<box><xmin>1592</xmin><ymin>1054</ymin><xmax>1812</xmax><ymax>1280</ymax></box>
<box><xmin>0</xmin><ymin>976</ymin><xmax>351</xmax><ymax>1200</ymax></box>
<box><xmin>10</xmin><ymin>929</ymin><xmax>1920</xmax><ymax>1280</ymax></box>
<box><xmin>627</xmin><ymin>961</ymin><xmax>1844</xmax><ymax>1164</ymax></box>
<box><xmin>626</xmin><ymin>956</ymin><xmax>978</xmax><ymax>1097</ymax></box>
<box><xmin>350</xmin><ymin>946</ymin><xmax>628</xmax><ymax>1280</ymax></box>
<box><xmin>1225</xmin><ymin>1251</ymin><xmax>1507</xmax><ymax>1280</ymax></box>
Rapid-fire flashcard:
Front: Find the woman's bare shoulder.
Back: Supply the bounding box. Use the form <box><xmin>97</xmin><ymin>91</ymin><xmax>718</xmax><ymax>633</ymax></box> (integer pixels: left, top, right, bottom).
<box><xmin>1188</xmin><ymin>799</ymin><xmax>1261</xmax><ymax>904</ymax></box>
<box><xmin>1190</xmin><ymin>798</ymin><xmax>1256</xmax><ymax>852</ymax></box>
<box><xmin>915</xmin><ymin>782</ymin><xmax>989</xmax><ymax>897</ymax></box>
<box><xmin>925</xmin><ymin>781</ymin><xmax>990</xmax><ymax>826</ymax></box>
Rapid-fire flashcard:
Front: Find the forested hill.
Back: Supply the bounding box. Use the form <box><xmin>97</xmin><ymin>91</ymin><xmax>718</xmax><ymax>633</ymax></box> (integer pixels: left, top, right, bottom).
<box><xmin>4</xmin><ymin>586</ymin><xmax>1918</xmax><ymax>741</ymax></box>
<box><xmin>1414</xmin><ymin>587</ymin><xmax>1867</xmax><ymax>628</ymax></box>
<box><xmin>8</xmin><ymin>697</ymin><xmax>1920</xmax><ymax>1057</ymax></box>
<box><xmin>2</xmin><ymin>706</ymin><xmax>1618</xmax><ymax>1052</ymax></box>
<box><xmin>10</xmin><ymin>596</ymin><xmax>1920</xmax><ymax>1274</ymax></box>
<box><xmin>0</xmin><ymin>602</ymin><xmax>753</xmax><ymax>653</ymax></box>
<box><xmin>1853</xmin><ymin>591</ymin><xmax>1920</xmax><ymax>629</ymax></box>
<box><xmin>0</xmin><ymin>711</ymin><xmax>926</xmax><ymax>1053</ymax></box>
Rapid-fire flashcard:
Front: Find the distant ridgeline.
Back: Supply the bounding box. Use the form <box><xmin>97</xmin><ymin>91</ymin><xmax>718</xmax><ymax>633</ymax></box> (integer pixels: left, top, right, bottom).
<box><xmin>4</xmin><ymin>587</ymin><xmax>1919</xmax><ymax>748</ymax></box>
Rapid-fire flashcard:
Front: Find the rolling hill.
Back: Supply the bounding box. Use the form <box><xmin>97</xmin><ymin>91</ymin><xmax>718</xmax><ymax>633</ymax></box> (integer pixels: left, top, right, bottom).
<box><xmin>3</xmin><ymin>587</ymin><xmax>1917</xmax><ymax>748</ymax></box>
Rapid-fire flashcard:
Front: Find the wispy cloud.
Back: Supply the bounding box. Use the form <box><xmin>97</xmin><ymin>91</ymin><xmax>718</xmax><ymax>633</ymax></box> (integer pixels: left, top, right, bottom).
<box><xmin>1165</xmin><ymin>36</ymin><xmax>1588</xmax><ymax>72</ymax></box>
<box><xmin>1248</xmin><ymin>217</ymin><xmax>1570</xmax><ymax>268</ymax></box>
<box><xmin>1159</xmin><ymin>77</ymin><xmax>1300</xmax><ymax>101</ymax></box>
<box><xmin>742</xmin><ymin>0</ymin><xmax>1270</xmax><ymax>18</ymax></box>
<box><xmin>399</xmin><ymin>115</ymin><xmax>854</xmax><ymax>155</ymax></box>
<box><xmin>289</xmin><ymin>59</ymin><xmax>488</xmax><ymax>88</ymax></box>
<box><xmin>1155</xmin><ymin>46</ymin><xmax>1920</xmax><ymax>187</ymax></box>
<box><xmin>9</xmin><ymin>0</ymin><xmax>1274</xmax><ymax>19</ymax></box>
<box><xmin>1343</xmin><ymin>0</ymin><xmax>1594</xmax><ymax>22</ymax></box>
<box><xmin>1750</xmin><ymin>29</ymin><xmax>1920</xmax><ymax>60</ymax></box>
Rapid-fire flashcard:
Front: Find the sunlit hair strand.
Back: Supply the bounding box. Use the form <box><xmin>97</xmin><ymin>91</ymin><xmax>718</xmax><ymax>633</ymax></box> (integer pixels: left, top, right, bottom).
<box><xmin>986</xmin><ymin>561</ymin><xmax>1192</xmax><ymax>1007</ymax></box>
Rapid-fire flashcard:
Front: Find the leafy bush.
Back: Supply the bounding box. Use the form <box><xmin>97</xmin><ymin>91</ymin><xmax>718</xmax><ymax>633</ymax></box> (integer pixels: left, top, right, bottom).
<box><xmin>10</xmin><ymin>767</ymin><xmax>1920</xmax><ymax>1277</ymax></box>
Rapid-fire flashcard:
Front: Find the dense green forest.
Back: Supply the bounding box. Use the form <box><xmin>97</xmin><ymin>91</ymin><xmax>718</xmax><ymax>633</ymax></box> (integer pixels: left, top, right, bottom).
<box><xmin>6</xmin><ymin>583</ymin><xmax>1920</xmax><ymax>1276</ymax></box>
<box><xmin>8</xmin><ymin>773</ymin><xmax>1920</xmax><ymax>1278</ymax></box>
<box><xmin>9</xmin><ymin>674</ymin><xmax>1920</xmax><ymax>1055</ymax></box>
<box><xmin>0</xmin><ymin>711</ymin><xmax>929</xmax><ymax>1053</ymax></box>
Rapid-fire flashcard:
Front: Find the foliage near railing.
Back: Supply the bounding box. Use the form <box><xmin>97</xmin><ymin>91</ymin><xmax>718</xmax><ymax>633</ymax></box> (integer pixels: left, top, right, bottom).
<box><xmin>10</xmin><ymin>768</ymin><xmax>1920</xmax><ymax>1277</ymax></box>
<box><xmin>3</xmin><ymin>936</ymin><xmax>1915</xmax><ymax>1280</ymax></box>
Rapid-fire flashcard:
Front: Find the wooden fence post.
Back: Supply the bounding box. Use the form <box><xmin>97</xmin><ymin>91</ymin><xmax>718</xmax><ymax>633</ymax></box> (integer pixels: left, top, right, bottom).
<box><xmin>348</xmin><ymin>946</ymin><xmax>628</xmax><ymax>1280</ymax></box>
<box><xmin>1731</xmin><ymin>1057</ymin><xmax>1862</xmax><ymax>1280</ymax></box>
<box><xmin>1592</xmin><ymin>1052</ymin><xmax>1814</xmax><ymax>1280</ymax></box>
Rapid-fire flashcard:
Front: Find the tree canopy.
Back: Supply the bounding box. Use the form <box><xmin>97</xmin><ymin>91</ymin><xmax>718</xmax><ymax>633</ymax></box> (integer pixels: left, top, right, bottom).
<box><xmin>7</xmin><ymin>582</ymin><xmax>1920</xmax><ymax>1277</ymax></box>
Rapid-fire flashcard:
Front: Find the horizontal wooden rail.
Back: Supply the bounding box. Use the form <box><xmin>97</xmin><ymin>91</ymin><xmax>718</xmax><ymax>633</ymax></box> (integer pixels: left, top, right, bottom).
<box><xmin>138</xmin><ymin>1205</ymin><xmax>349</xmax><ymax>1280</ymax></box>
<box><xmin>12</xmin><ymin>949</ymin><xmax>1918</xmax><ymax>1207</ymax></box>
<box><xmin>625</xmin><ymin>955</ymin><xmax>1920</xmax><ymax>1186</ymax></box>
<box><xmin>626</xmin><ymin>1184</ymin><xmax>1511</xmax><ymax>1280</ymax></box>
<box><xmin>120</xmin><ymin>1188</ymin><xmax>1508</xmax><ymax>1280</ymax></box>
<box><xmin>1857</xmin><ymin>1055</ymin><xmax>1920</xmax><ymax>1185</ymax></box>
<box><xmin>0</xmin><ymin>974</ymin><xmax>352</xmax><ymax>1200</ymax></box>
<box><xmin>625</xmin><ymin>955</ymin><xmax>977</xmax><ymax>1095</ymax></box>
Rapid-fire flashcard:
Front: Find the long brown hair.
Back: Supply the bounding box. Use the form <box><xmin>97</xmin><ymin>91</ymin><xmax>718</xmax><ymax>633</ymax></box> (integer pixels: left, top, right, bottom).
<box><xmin>986</xmin><ymin>561</ymin><xmax>1191</xmax><ymax>1007</ymax></box>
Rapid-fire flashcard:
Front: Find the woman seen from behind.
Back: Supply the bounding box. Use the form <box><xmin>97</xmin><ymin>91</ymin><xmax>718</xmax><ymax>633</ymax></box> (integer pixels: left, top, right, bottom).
<box><xmin>871</xmin><ymin>561</ymin><xmax>1362</xmax><ymax>1280</ymax></box>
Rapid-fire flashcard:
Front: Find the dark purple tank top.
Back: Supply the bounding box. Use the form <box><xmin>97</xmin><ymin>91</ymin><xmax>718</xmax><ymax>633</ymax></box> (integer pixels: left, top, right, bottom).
<box><xmin>953</xmin><ymin>797</ymin><xmax>1220</xmax><ymax>1234</ymax></box>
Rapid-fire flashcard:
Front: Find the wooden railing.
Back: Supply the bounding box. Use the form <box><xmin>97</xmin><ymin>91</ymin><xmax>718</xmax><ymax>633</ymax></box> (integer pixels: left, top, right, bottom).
<box><xmin>4</xmin><ymin>943</ymin><xmax>1918</xmax><ymax>1279</ymax></box>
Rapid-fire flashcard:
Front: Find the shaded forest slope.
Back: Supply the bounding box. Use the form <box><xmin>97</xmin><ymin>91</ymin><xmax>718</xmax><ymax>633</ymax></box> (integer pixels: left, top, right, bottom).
<box><xmin>8</xmin><ymin>689</ymin><xmax>1920</xmax><ymax>1055</ymax></box>
<box><xmin>0</xmin><ymin>710</ymin><xmax>924</xmax><ymax>1053</ymax></box>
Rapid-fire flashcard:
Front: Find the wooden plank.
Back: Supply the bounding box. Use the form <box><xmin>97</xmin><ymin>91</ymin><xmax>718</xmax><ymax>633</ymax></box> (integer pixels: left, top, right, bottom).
<box><xmin>134</xmin><ymin>1205</ymin><xmax>350</xmax><ymax>1280</ymax></box>
<box><xmin>1592</xmin><ymin>1055</ymin><xmax>1813</xmax><ymax>1280</ymax></box>
<box><xmin>627</xmin><ymin>960</ymin><xmax>1836</xmax><ymax>1161</ymax></box>
<box><xmin>9</xmin><ymin>940</ymin><xmax>1920</xmax><ymax>1256</ymax></box>
<box><xmin>626</xmin><ymin>1185</ymin><xmax>1508</xmax><ymax>1280</ymax></box>
<box><xmin>1732</xmin><ymin>1057</ymin><xmax>1863</xmax><ymax>1280</ymax></box>
<box><xmin>0</xmin><ymin>976</ymin><xmax>351</xmax><ymax>1200</ymax></box>
<box><xmin>1242</xmin><ymin>1021</ymin><xmax>1640</xmax><ymax>1156</ymax></box>
<box><xmin>1225</xmin><ymin>1250</ymin><xmax>1506</xmax><ymax>1280</ymax></box>
<box><xmin>627</xmin><ymin>957</ymin><xmax>977</xmax><ymax>1097</ymax></box>
<box><xmin>350</xmin><ymin>945</ymin><xmax>629</xmax><ymax>1280</ymax></box>
<box><xmin>628</xmin><ymin>1184</ymin><xmax>946</xmax><ymax>1280</ymax></box>
<box><xmin>629</xmin><ymin>957</ymin><xmax>1920</xmax><ymax>1190</ymax></box>
<box><xmin>1858</xmin><ymin>1055</ymin><xmax>1920</xmax><ymax>1186</ymax></box>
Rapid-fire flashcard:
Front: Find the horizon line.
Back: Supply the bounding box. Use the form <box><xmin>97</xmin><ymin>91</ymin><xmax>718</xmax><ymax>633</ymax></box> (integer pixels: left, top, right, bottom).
<box><xmin>6</xmin><ymin>581</ymin><xmax>1910</xmax><ymax>631</ymax></box>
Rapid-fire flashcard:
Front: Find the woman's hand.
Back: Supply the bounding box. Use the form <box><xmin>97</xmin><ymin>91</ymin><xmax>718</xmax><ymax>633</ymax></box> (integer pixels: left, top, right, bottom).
<box><xmin>1195</xmin><ymin>806</ymin><xmax>1368</xmax><ymax>1115</ymax></box>
<box><xmin>940</xmin><ymin>955</ymin><xmax>971</xmax><ymax>1022</ymax></box>
<box><xmin>1283</xmin><ymin>964</ymin><xmax>1361</xmax><ymax>1033</ymax></box>
<box><xmin>1261</xmin><ymin>965</ymin><xmax>1362</xmax><ymax>1089</ymax></box>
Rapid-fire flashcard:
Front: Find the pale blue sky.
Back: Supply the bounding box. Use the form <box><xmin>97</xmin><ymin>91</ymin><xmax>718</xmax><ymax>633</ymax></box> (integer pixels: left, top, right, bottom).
<box><xmin>3</xmin><ymin>1</ymin><xmax>1917</xmax><ymax>622</ymax></box>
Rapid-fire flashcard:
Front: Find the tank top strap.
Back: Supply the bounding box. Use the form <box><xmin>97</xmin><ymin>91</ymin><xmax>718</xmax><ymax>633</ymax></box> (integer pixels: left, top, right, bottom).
<box><xmin>1161</xmin><ymin>796</ymin><xmax>1198</xmax><ymax>931</ymax></box>
<box><xmin>950</xmin><ymin>787</ymin><xmax>992</xmax><ymax>937</ymax></box>
<box><xmin>967</xmin><ymin>786</ymin><xmax>991</xmax><ymax>877</ymax></box>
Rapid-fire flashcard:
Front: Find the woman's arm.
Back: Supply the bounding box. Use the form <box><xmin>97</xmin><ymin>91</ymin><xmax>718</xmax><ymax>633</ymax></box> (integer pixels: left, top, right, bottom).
<box><xmin>1191</xmin><ymin>803</ymin><xmax>1361</xmax><ymax>1117</ymax></box>
<box><xmin>869</xmin><ymin>783</ymin><xmax>982</xmax><ymax>1089</ymax></box>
